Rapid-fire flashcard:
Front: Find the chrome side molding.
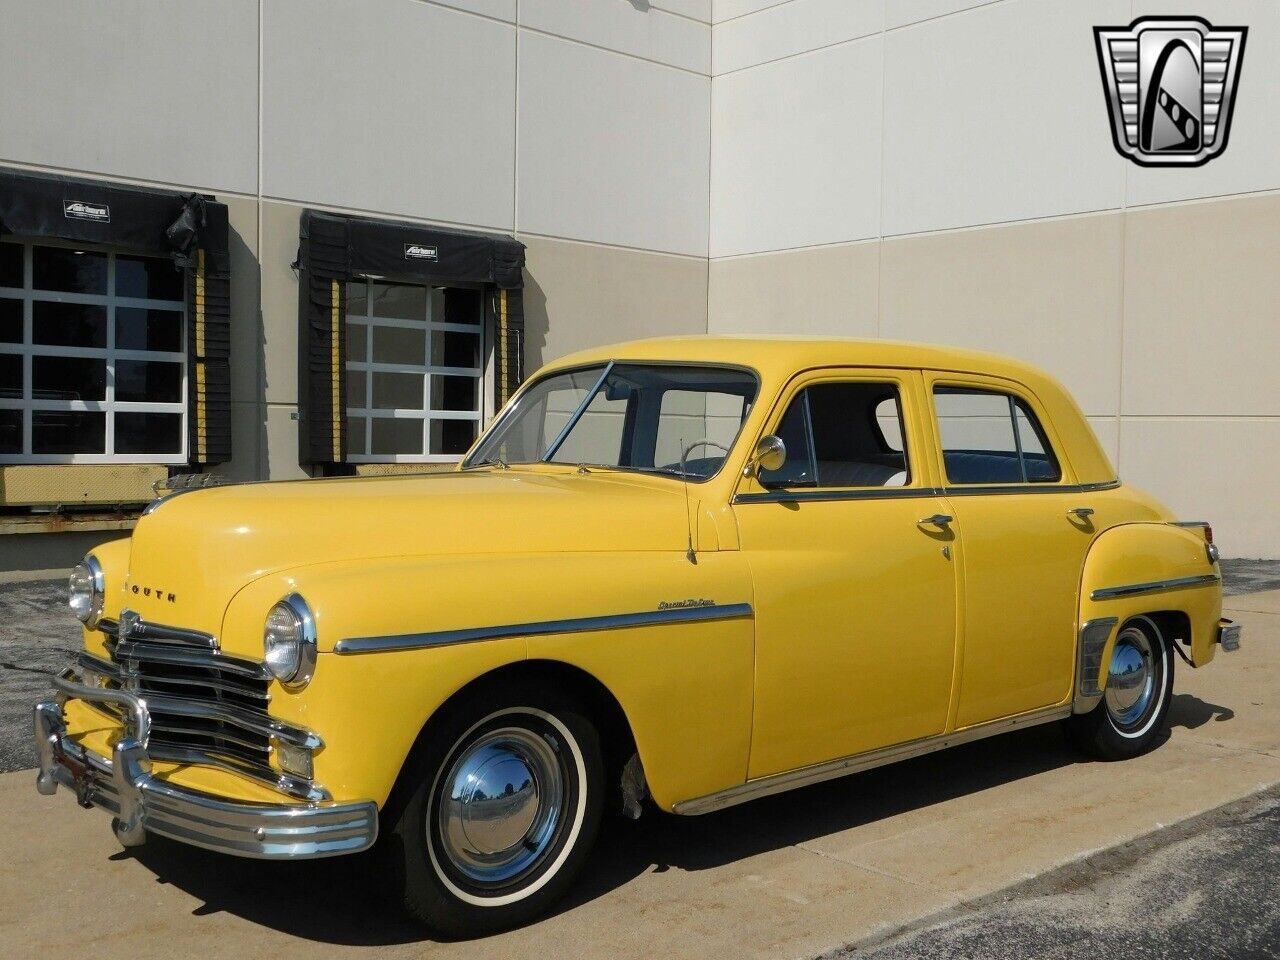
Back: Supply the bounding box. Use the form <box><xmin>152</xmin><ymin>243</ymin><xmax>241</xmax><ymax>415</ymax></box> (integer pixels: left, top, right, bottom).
<box><xmin>335</xmin><ymin>602</ymin><xmax>754</xmax><ymax>655</ymax></box>
<box><xmin>1073</xmin><ymin>617</ymin><xmax>1118</xmax><ymax>714</ymax></box>
<box><xmin>1090</xmin><ymin>573</ymin><xmax>1220</xmax><ymax>602</ymax></box>
<box><xmin>672</xmin><ymin>704</ymin><xmax>1071</xmax><ymax>816</ymax></box>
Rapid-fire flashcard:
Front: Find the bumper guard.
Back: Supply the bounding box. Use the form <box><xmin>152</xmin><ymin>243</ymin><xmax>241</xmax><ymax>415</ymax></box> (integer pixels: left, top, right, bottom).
<box><xmin>34</xmin><ymin>677</ymin><xmax>377</xmax><ymax>859</ymax></box>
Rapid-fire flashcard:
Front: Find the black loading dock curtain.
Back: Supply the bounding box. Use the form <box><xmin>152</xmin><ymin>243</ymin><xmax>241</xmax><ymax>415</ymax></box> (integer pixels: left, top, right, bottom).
<box><xmin>295</xmin><ymin>209</ymin><xmax>526</xmax><ymax>467</ymax></box>
<box><xmin>0</xmin><ymin>168</ymin><xmax>232</xmax><ymax>464</ymax></box>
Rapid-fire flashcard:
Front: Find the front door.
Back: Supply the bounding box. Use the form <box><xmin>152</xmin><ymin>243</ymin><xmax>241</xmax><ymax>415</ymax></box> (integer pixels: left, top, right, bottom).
<box><xmin>926</xmin><ymin>374</ymin><xmax>1095</xmax><ymax>727</ymax></box>
<box><xmin>734</xmin><ymin>370</ymin><xmax>959</xmax><ymax>779</ymax></box>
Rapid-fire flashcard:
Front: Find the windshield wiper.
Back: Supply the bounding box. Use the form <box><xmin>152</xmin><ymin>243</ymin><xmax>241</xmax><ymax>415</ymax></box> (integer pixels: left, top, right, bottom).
<box><xmin>467</xmin><ymin>456</ymin><xmax>508</xmax><ymax>470</ymax></box>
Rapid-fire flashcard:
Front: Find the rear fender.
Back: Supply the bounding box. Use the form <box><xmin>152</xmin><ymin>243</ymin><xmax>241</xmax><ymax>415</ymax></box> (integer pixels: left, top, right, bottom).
<box><xmin>1076</xmin><ymin>522</ymin><xmax>1222</xmax><ymax>709</ymax></box>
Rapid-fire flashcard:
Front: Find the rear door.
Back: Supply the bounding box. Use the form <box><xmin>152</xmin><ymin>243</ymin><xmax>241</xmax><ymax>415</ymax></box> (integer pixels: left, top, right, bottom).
<box><xmin>926</xmin><ymin>373</ymin><xmax>1095</xmax><ymax>727</ymax></box>
<box><xmin>734</xmin><ymin>369</ymin><xmax>959</xmax><ymax>779</ymax></box>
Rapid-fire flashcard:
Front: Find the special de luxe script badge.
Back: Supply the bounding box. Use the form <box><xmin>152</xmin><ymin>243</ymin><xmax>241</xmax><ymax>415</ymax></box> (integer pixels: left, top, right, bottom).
<box><xmin>1094</xmin><ymin>17</ymin><xmax>1246</xmax><ymax>167</ymax></box>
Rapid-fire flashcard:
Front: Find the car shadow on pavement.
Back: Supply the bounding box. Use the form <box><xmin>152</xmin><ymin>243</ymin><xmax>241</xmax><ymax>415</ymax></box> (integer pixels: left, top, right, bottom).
<box><xmin>124</xmin><ymin>722</ymin><xmax>1089</xmax><ymax>946</ymax></box>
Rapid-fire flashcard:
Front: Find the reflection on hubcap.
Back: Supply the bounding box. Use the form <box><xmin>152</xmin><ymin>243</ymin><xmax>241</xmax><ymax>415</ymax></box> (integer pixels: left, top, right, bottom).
<box><xmin>1105</xmin><ymin>626</ymin><xmax>1156</xmax><ymax>728</ymax></box>
<box><xmin>437</xmin><ymin>726</ymin><xmax>564</xmax><ymax>886</ymax></box>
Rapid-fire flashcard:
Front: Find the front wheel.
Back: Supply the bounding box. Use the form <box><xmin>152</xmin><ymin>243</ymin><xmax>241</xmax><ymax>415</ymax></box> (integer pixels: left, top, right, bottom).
<box><xmin>1066</xmin><ymin>615</ymin><xmax>1174</xmax><ymax>760</ymax></box>
<box><xmin>385</xmin><ymin>690</ymin><xmax>604</xmax><ymax>936</ymax></box>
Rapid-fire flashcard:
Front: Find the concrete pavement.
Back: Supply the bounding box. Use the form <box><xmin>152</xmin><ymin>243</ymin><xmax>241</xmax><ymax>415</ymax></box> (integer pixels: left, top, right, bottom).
<box><xmin>0</xmin><ymin>589</ymin><xmax>1277</xmax><ymax>959</ymax></box>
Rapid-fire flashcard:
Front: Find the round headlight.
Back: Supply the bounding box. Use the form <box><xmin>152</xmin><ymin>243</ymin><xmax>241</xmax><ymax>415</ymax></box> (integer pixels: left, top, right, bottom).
<box><xmin>68</xmin><ymin>556</ymin><xmax>105</xmax><ymax>627</ymax></box>
<box><xmin>263</xmin><ymin>594</ymin><xmax>317</xmax><ymax>689</ymax></box>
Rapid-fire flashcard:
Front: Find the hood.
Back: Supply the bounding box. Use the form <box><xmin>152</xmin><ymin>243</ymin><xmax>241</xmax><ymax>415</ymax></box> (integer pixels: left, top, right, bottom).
<box><xmin>120</xmin><ymin>469</ymin><xmax>691</xmax><ymax>635</ymax></box>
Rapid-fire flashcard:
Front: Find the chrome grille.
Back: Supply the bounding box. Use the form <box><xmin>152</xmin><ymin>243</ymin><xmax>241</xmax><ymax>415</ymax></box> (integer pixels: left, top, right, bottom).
<box><xmin>74</xmin><ymin>611</ymin><xmax>321</xmax><ymax>800</ymax></box>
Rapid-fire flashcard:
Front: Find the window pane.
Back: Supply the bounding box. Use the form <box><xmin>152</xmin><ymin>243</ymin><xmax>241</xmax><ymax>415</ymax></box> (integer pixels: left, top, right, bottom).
<box><xmin>0</xmin><ymin>354</ymin><xmax>22</xmax><ymax>399</ymax></box>
<box><xmin>116</xmin><ymin>308</ymin><xmax>182</xmax><ymax>352</ymax></box>
<box><xmin>430</xmin><ymin>375</ymin><xmax>478</xmax><ymax>412</ymax></box>
<box><xmin>0</xmin><ymin>409</ymin><xmax>20</xmax><ymax>453</ymax></box>
<box><xmin>347</xmin><ymin>369</ymin><xmax>367</xmax><ymax>408</ymax></box>
<box><xmin>370</xmin><ymin>282</ymin><xmax>426</xmax><ymax>319</ymax></box>
<box><xmin>934</xmin><ymin>388</ymin><xmax>1023</xmax><ymax>484</ymax></box>
<box><xmin>0</xmin><ymin>298</ymin><xmax>21</xmax><ymax>343</ymax></box>
<box><xmin>0</xmin><ymin>243</ymin><xmax>20</xmax><ymax>288</ymax></box>
<box><xmin>32</xmin><ymin>410</ymin><xmax>105</xmax><ymax>454</ymax></box>
<box><xmin>33</xmin><ymin>356</ymin><xmax>105</xmax><ymax>401</ymax></box>
<box><xmin>370</xmin><ymin>417</ymin><xmax>423</xmax><ymax>456</ymax></box>
<box><xmin>116</xmin><ymin>255</ymin><xmax>184</xmax><ymax>301</ymax></box>
<box><xmin>33</xmin><ymin>301</ymin><xmax>107</xmax><ymax>348</ymax></box>
<box><xmin>32</xmin><ymin>246</ymin><xmax>107</xmax><ymax>294</ymax></box>
<box><xmin>372</xmin><ymin>325</ymin><xmax>425</xmax><ymax>365</ymax></box>
<box><xmin>653</xmin><ymin>390</ymin><xmax>747</xmax><ymax>474</ymax></box>
<box><xmin>115</xmin><ymin>412</ymin><xmax>182</xmax><ymax>454</ymax></box>
<box><xmin>346</xmin><ymin>416</ymin><xmax>367</xmax><ymax>456</ymax></box>
<box><xmin>875</xmin><ymin>397</ymin><xmax>903</xmax><ymax>452</ymax></box>
<box><xmin>1013</xmin><ymin>403</ymin><xmax>1061</xmax><ymax>481</ymax></box>
<box><xmin>116</xmin><ymin>359</ymin><xmax>182</xmax><ymax>403</ymax></box>
<box><xmin>431</xmin><ymin>419</ymin><xmax>477</xmax><ymax>456</ymax></box>
<box><xmin>444</xmin><ymin>287</ymin><xmax>482</xmax><ymax>325</ymax></box>
<box><xmin>346</xmin><ymin>280</ymin><xmax>368</xmax><ymax>317</ymax></box>
<box><xmin>346</xmin><ymin>322</ymin><xmax>367</xmax><ymax>363</ymax></box>
<box><xmin>549</xmin><ymin>385</ymin><xmax>626</xmax><ymax>466</ymax></box>
<box><xmin>431</xmin><ymin>330</ymin><xmax>479</xmax><ymax>370</ymax></box>
<box><xmin>371</xmin><ymin>371</ymin><xmax>423</xmax><ymax>410</ymax></box>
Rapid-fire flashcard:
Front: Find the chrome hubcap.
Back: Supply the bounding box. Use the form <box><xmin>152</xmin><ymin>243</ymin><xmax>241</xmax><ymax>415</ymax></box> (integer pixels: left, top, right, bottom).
<box><xmin>1105</xmin><ymin>626</ymin><xmax>1156</xmax><ymax>728</ymax></box>
<box><xmin>436</xmin><ymin>726</ymin><xmax>564</xmax><ymax>886</ymax></box>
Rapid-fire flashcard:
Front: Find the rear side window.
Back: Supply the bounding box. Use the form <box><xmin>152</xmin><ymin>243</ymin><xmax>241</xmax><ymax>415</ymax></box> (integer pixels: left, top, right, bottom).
<box><xmin>759</xmin><ymin>382</ymin><xmax>910</xmax><ymax>489</ymax></box>
<box><xmin>933</xmin><ymin>386</ymin><xmax>1061</xmax><ymax>484</ymax></box>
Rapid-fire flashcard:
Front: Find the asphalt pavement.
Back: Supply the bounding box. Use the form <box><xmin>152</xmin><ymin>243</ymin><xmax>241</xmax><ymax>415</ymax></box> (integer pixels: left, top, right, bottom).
<box><xmin>844</xmin><ymin>785</ymin><xmax>1280</xmax><ymax>960</ymax></box>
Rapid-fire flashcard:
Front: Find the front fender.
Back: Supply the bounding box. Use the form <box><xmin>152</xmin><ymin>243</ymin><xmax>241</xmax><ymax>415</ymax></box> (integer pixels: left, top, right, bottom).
<box><xmin>222</xmin><ymin>551</ymin><xmax>755</xmax><ymax>810</ymax></box>
<box><xmin>1079</xmin><ymin>522</ymin><xmax>1223</xmax><ymax>699</ymax></box>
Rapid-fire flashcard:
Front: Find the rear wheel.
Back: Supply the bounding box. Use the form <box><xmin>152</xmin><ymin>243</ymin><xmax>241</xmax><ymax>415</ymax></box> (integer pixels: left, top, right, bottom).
<box><xmin>1066</xmin><ymin>615</ymin><xmax>1174</xmax><ymax>760</ymax></box>
<box><xmin>386</xmin><ymin>688</ymin><xmax>604</xmax><ymax>936</ymax></box>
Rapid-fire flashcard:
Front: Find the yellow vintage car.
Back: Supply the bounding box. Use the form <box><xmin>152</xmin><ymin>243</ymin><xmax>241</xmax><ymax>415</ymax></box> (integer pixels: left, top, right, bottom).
<box><xmin>35</xmin><ymin>337</ymin><xmax>1239</xmax><ymax>934</ymax></box>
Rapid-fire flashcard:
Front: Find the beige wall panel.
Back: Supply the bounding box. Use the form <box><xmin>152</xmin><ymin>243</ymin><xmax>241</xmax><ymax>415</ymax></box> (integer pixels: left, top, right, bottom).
<box><xmin>222</xmin><ymin>197</ymin><xmax>262</xmax><ymax>407</ymax></box>
<box><xmin>1087</xmin><ymin>416</ymin><xmax>1120</xmax><ymax>471</ymax></box>
<box><xmin>264</xmin><ymin>404</ymin><xmax>309</xmax><ymax>482</ymax></box>
<box><xmin>520</xmin><ymin>236</ymin><xmax>708</xmax><ymax>370</ymax></box>
<box><xmin>0</xmin><ymin>0</ymin><xmax>258</xmax><ymax>193</ymax></box>
<box><xmin>263</xmin><ymin>0</ymin><xmax>515</xmax><ymax>230</ymax></box>
<box><xmin>1122</xmin><ymin>194</ymin><xmax>1280</xmax><ymax>417</ymax></box>
<box><xmin>259</xmin><ymin>201</ymin><xmax>304</xmax><ymax>406</ymax></box>
<box><xmin>1126</xmin><ymin>0</ymin><xmax>1280</xmax><ymax>207</ymax></box>
<box><xmin>1120</xmin><ymin>417</ymin><xmax>1280</xmax><ymax>559</ymax></box>
<box><xmin>433</xmin><ymin>0</ymin><xmax>517</xmax><ymax>21</ymax></box>
<box><xmin>707</xmin><ymin>243</ymin><xmax>879</xmax><ymax>336</ymax></box>
<box><xmin>886</xmin><ymin>0</ymin><xmax>1001</xmax><ymax>30</ymax></box>
<box><xmin>712</xmin><ymin>0</ymin><xmax>882</xmax><ymax>74</ymax></box>
<box><xmin>882</xmin><ymin>0</ymin><xmax>1127</xmax><ymax>236</ymax></box>
<box><xmin>714</xmin><ymin>0</ymin><xmax>809</xmax><ymax>25</ymax></box>
<box><xmin>521</xmin><ymin>0</ymin><xmax>711</xmax><ymax>73</ymax></box>
<box><xmin>517</xmin><ymin>32</ymin><xmax>710</xmax><ymax>256</ymax></box>
<box><xmin>711</xmin><ymin>37</ymin><xmax>883</xmax><ymax>257</ymax></box>
<box><xmin>880</xmin><ymin>213</ymin><xmax>1124</xmax><ymax>418</ymax></box>
<box><xmin>652</xmin><ymin>0</ymin><xmax>713</xmax><ymax>22</ymax></box>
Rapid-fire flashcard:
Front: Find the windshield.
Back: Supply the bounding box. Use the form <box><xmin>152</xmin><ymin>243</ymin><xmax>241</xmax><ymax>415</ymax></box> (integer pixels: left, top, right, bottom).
<box><xmin>466</xmin><ymin>363</ymin><xmax>759</xmax><ymax>480</ymax></box>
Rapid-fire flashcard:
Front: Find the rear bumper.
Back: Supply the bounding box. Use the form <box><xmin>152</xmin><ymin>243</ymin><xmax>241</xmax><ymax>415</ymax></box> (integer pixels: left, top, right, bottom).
<box><xmin>33</xmin><ymin>681</ymin><xmax>377</xmax><ymax>860</ymax></box>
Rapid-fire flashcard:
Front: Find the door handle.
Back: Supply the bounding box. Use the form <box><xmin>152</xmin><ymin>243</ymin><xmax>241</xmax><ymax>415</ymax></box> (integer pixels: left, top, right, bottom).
<box><xmin>918</xmin><ymin>514</ymin><xmax>953</xmax><ymax>527</ymax></box>
<box><xmin>1067</xmin><ymin>507</ymin><xmax>1095</xmax><ymax>519</ymax></box>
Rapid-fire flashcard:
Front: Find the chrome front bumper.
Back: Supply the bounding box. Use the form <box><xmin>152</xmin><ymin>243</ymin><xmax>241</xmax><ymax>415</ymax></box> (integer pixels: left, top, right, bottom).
<box><xmin>33</xmin><ymin>679</ymin><xmax>378</xmax><ymax>860</ymax></box>
<box><xmin>1219</xmin><ymin>619</ymin><xmax>1242</xmax><ymax>652</ymax></box>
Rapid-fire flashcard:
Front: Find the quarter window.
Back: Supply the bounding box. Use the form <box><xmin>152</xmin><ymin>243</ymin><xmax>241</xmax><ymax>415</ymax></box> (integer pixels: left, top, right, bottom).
<box><xmin>933</xmin><ymin>386</ymin><xmax>1061</xmax><ymax>484</ymax></box>
<box><xmin>759</xmin><ymin>382</ymin><xmax>911</xmax><ymax>489</ymax></box>
<box><xmin>0</xmin><ymin>238</ymin><xmax>186</xmax><ymax>462</ymax></box>
<box><xmin>345</xmin><ymin>281</ymin><xmax>484</xmax><ymax>462</ymax></box>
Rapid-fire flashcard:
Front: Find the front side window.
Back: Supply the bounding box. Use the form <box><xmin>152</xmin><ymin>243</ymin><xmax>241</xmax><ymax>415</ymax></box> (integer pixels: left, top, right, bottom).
<box><xmin>758</xmin><ymin>381</ymin><xmax>911</xmax><ymax>489</ymax></box>
<box><xmin>933</xmin><ymin>386</ymin><xmax>1061</xmax><ymax>484</ymax></box>
<box><xmin>0</xmin><ymin>239</ymin><xmax>186</xmax><ymax>462</ymax></box>
<box><xmin>466</xmin><ymin>363</ymin><xmax>758</xmax><ymax>480</ymax></box>
<box><xmin>345</xmin><ymin>280</ymin><xmax>484</xmax><ymax>462</ymax></box>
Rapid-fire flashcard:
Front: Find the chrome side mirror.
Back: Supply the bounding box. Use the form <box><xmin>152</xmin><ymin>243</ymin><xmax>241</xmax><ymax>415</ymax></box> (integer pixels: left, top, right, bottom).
<box><xmin>744</xmin><ymin>435</ymin><xmax>786</xmax><ymax>478</ymax></box>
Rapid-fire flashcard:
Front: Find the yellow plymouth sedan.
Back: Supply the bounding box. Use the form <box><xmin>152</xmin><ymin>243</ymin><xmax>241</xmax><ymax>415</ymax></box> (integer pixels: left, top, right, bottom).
<box><xmin>35</xmin><ymin>337</ymin><xmax>1238</xmax><ymax>935</ymax></box>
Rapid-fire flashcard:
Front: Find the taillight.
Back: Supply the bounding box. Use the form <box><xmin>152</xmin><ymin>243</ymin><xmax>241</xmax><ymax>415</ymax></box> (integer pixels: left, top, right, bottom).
<box><xmin>1203</xmin><ymin>523</ymin><xmax>1214</xmax><ymax>545</ymax></box>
